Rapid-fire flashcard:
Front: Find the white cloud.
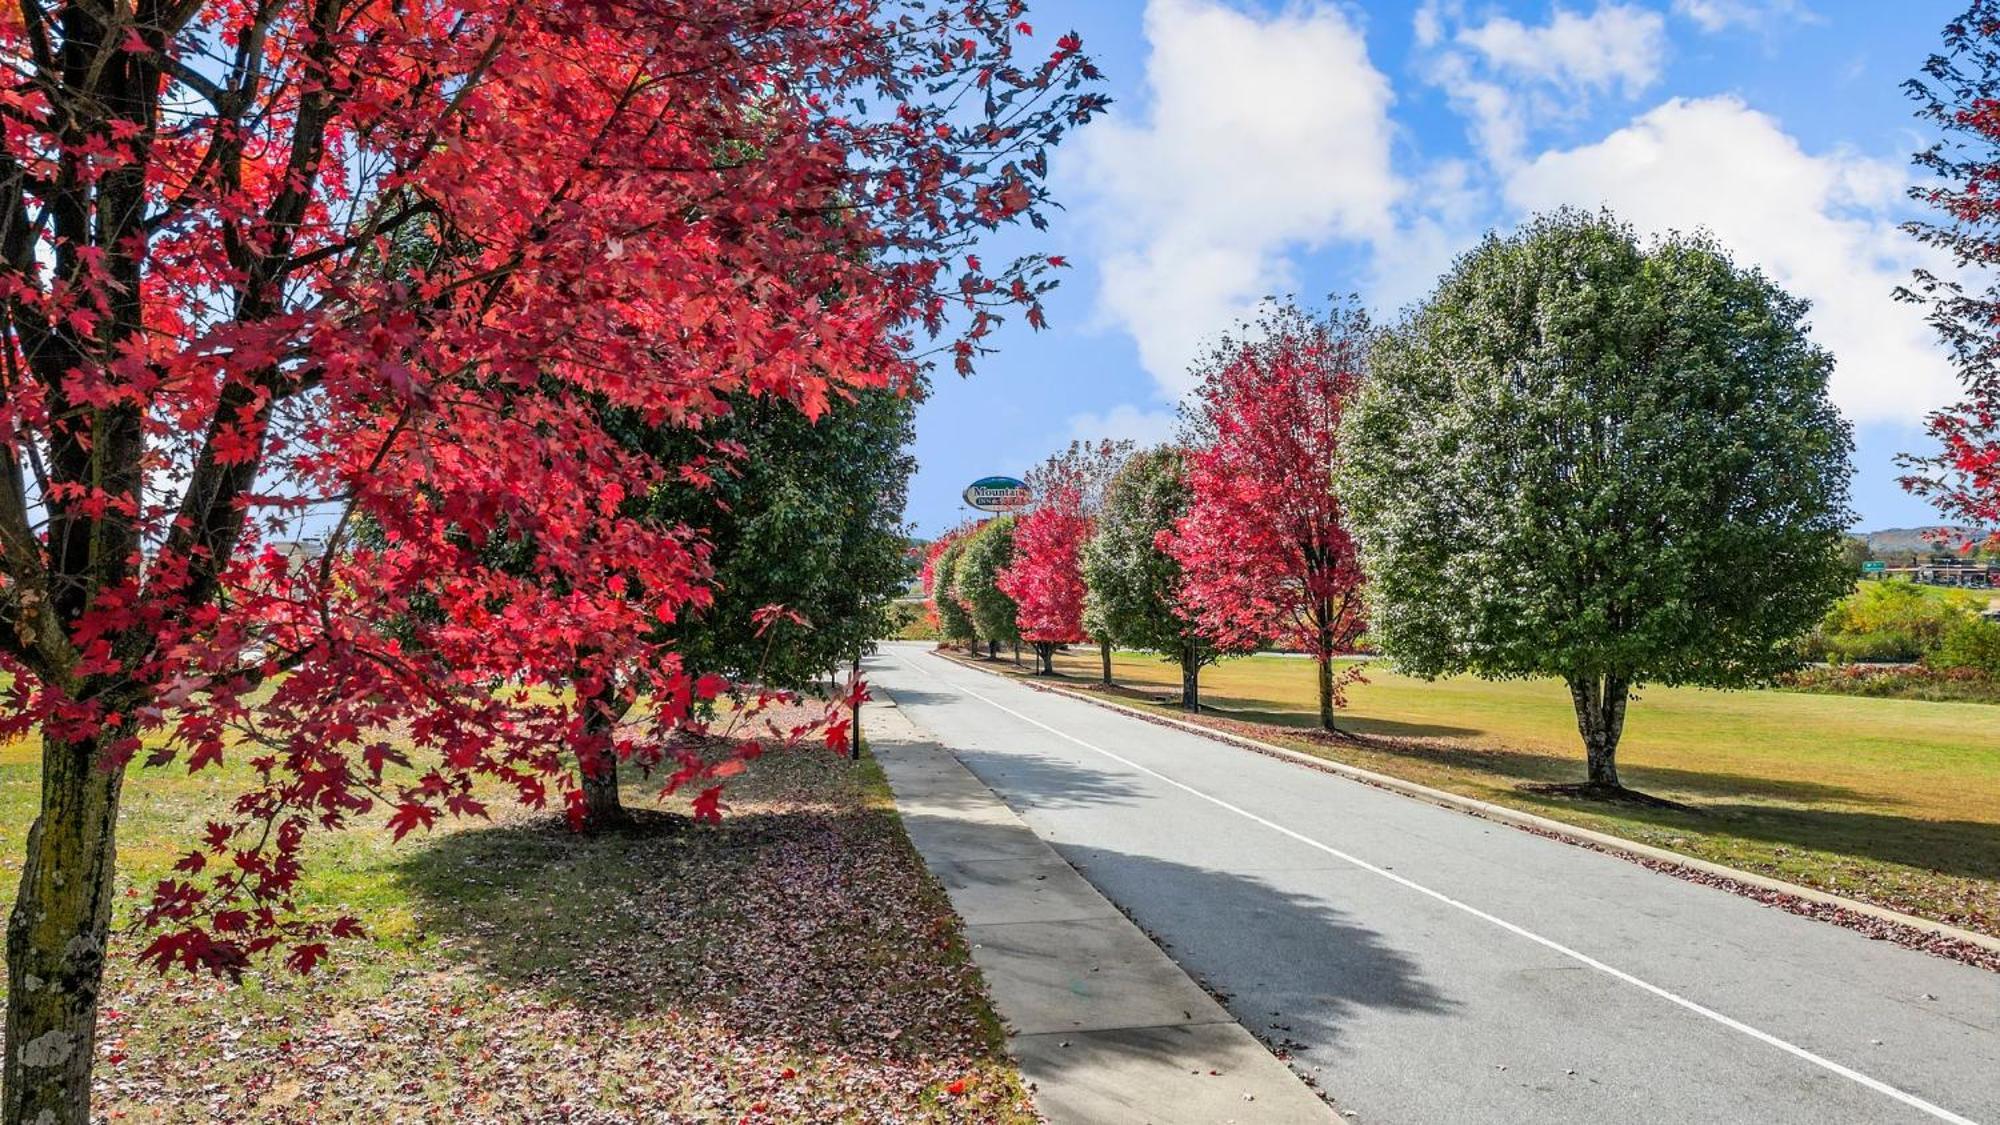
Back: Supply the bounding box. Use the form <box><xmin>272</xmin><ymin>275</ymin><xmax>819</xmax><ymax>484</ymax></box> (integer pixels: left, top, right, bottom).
<box><xmin>1458</xmin><ymin>4</ymin><xmax>1666</xmax><ymax>94</ymax></box>
<box><xmin>1004</xmin><ymin>404</ymin><xmax>1179</xmax><ymax>486</ymax></box>
<box><xmin>1061</xmin><ymin>404</ymin><xmax>1180</xmax><ymax>449</ymax></box>
<box><xmin>1368</xmin><ymin>159</ymin><xmax>1488</xmax><ymax>313</ymax></box>
<box><xmin>1076</xmin><ymin>0</ymin><xmax>1398</xmax><ymax>401</ymax></box>
<box><xmin>1672</xmin><ymin>0</ymin><xmax>1813</xmax><ymax>34</ymax></box>
<box><xmin>1419</xmin><ymin>2</ymin><xmax>1667</xmax><ymax>167</ymax></box>
<box><xmin>1505</xmin><ymin>96</ymin><xmax>1953</xmax><ymax>425</ymax></box>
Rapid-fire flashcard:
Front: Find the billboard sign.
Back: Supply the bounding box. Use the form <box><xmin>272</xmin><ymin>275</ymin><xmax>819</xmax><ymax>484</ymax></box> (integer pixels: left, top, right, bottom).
<box><xmin>963</xmin><ymin>475</ymin><xmax>1032</xmax><ymax>513</ymax></box>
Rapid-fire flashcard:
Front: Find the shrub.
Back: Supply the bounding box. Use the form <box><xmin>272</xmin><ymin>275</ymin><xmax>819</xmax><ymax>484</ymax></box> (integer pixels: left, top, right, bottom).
<box><xmin>1931</xmin><ymin>615</ymin><xmax>2000</xmax><ymax>674</ymax></box>
<box><xmin>885</xmin><ymin>601</ymin><xmax>936</xmax><ymax>641</ymax></box>
<box><xmin>1808</xmin><ymin>580</ymin><xmax>1970</xmax><ymax>663</ymax></box>
<box><xmin>1781</xmin><ymin>663</ymin><xmax>2000</xmax><ymax>704</ymax></box>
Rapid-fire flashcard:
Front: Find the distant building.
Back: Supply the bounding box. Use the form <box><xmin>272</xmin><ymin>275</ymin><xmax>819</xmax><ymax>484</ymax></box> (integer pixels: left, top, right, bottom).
<box><xmin>1867</xmin><ymin>554</ymin><xmax>2000</xmax><ymax>589</ymax></box>
<box><xmin>267</xmin><ymin>538</ymin><xmax>326</xmax><ymax>570</ymax></box>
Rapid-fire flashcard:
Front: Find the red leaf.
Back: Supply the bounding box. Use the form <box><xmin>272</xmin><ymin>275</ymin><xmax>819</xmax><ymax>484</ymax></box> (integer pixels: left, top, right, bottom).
<box><xmin>386</xmin><ymin>803</ymin><xmax>438</xmax><ymax>842</ymax></box>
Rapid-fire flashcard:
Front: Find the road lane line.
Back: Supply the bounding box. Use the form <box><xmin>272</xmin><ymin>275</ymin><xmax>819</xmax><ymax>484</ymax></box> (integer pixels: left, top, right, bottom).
<box><xmin>888</xmin><ymin>651</ymin><xmax>1980</xmax><ymax>1125</ymax></box>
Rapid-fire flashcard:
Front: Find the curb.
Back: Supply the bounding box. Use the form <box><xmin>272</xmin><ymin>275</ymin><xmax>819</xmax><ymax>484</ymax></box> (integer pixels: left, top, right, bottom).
<box><xmin>930</xmin><ymin>648</ymin><xmax>2000</xmax><ymax>966</ymax></box>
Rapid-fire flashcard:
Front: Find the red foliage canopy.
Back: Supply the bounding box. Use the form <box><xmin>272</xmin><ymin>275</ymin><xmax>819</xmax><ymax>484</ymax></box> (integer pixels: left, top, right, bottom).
<box><xmin>996</xmin><ymin>440</ymin><xmax>1127</xmax><ymax>645</ymax></box>
<box><xmin>1166</xmin><ymin>303</ymin><xmax>1368</xmax><ymax>691</ymax></box>
<box><xmin>997</xmin><ymin>485</ymin><xmax>1089</xmax><ymax>644</ymax></box>
<box><xmin>1903</xmin><ymin>1</ymin><xmax>2000</xmax><ymax>540</ymax></box>
<box><xmin>0</xmin><ymin>0</ymin><xmax>1103</xmax><ymax>982</ymax></box>
<box><xmin>920</xmin><ymin>525</ymin><xmax>965</xmax><ymax>630</ymax></box>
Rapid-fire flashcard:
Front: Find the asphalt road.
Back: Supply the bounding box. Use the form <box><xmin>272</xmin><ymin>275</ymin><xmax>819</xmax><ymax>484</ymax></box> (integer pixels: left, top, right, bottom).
<box><xmin>869</xmin><ymin>642</ymin><xmax>2000</xmax><ymax>1125</ymax></box>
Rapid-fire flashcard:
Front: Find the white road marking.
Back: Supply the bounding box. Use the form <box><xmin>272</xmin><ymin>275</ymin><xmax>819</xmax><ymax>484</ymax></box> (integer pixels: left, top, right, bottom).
<box><xmin>888</xmin><ymin>651</ymin><xmax>1981</xmax><ymax>1125</ymax></box>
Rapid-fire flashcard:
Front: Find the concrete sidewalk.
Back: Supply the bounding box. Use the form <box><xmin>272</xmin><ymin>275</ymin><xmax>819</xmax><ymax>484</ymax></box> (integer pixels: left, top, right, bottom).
<box><xmin>866</xmin><ymin>695</ymin><xmax>1335</xmax><ymax>1124</ymax></box>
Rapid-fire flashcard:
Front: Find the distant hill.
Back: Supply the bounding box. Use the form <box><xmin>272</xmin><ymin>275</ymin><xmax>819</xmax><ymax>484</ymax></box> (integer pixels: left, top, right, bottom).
<box><xmin>1860</xmin><ymin>527</ymin><xmax>1991</xmax><ymax>557</ymax></box>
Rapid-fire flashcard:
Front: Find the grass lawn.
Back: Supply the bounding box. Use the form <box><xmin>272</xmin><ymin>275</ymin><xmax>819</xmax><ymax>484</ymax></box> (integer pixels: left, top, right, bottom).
<box><xmin>0</xmin><ymin>712</ymin><xmax>1033</xmax><ymax>1123</ymax></box>
<box><xmin>984</xmin><ymin>647</ymin><xmax>2000</xmax><ymax>940</ymax></box>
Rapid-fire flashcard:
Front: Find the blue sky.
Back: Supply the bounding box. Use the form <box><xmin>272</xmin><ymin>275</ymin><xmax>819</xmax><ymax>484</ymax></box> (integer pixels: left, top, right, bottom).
<box><xmin>906</xmin><ymin>0</ymin><xmax>1966</xmax><ymax>537</ymax></box>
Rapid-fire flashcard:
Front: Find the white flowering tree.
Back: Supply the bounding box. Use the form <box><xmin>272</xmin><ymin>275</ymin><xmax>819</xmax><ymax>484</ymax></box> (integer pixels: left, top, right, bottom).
<box><xmin>1341</xmin><ymin>209</ymin><xmax>1854</xmax><ymax>793</ymax></box>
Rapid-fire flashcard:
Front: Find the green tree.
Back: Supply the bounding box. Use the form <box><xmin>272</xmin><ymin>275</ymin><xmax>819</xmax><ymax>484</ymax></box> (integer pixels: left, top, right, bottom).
<box><xmin>1342</xmin><ymin>209</ymin><xmax>1853</xmax><ymax>791</ymax></box>
<box><xmin>1932</xmin><ymin>614</ymin><xmax>2000</xmax><ymax>674</ymax></box>
<box><xmin>954</xmin><ymin>516</ymin><xmax>1020</xmax><ymax>657</ymax></box>
<box><xmin>484</xmin><ymin>387</ymin><xmax>914</xmax><ymax>826</ymax></box>
<box><xmin>1840</xmin><ymin>535</ymin><xmax>1875</xmax><ymax>577</ymax></box>
<box><xmin>1082</xmin><ymin>447</ymin><xmax>1232</xmax><ymax>710</ymax></box>
<box><xmin>932</xmin><ymin>536</ymin><xmax>979</xmax><ymax>649</ymax></box>
<box><xmin>642</xmin><ymin>389</ymin><xmax>917</xmax><ymax>688</ymax></box>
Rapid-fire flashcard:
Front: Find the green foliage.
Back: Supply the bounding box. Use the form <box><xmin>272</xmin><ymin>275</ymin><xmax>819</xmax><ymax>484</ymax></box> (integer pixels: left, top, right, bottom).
<box><xmin>1081</xmin><ymin>446</ymin><xmax>1216</xmax><ymax>668</ymax></box>
<box><xmin>886</xmin><ymin>601</ymin><xmax>937</xmax><ymax>641</ymax></box>
<box><xmin>1932</xmin><ymin>614</ymin><xmax>2000</xmax><ymax>674</ymax></box>
<box><xmin>1342</xmin><ymin>208</ymin><xmax>1854</xmax><ymax>692</ymax></box>
<box><xmin>932</xmin><ymin>538</ymin><xmax>977</xmax><ymax>645</ymax></box>
<box><xmin>954</xmin><ymin>517</ymin><xmax>1020</xmax><ymax>645</ymax></box>
<box><xmin>1809</xmin><ymin>580</ymin><xmax>1971</xmax><ymax>664</ymax></box>
<box><xmin>1839</xmin><ymin>536</ymin><xmax>1874</xmax><ymax>577</ymax></box>
<box><xmin>634</xmin><ymin>389</ymin><xmax>916</xmax><ymax>688</ymax></box>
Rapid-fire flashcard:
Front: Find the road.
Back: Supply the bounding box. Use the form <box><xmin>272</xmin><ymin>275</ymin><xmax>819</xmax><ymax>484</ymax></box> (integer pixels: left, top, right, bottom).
<box><xmin>868</xmin><ymin>642</ymin><xmax>2000</xmax><ymax>1124</ymax></box>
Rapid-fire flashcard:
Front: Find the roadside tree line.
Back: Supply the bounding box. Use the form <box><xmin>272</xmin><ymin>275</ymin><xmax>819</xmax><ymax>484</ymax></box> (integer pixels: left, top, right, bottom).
<box><xmin>927</xmin><ymin>209</ymin><xmax>1857</xmax><ymax>797</ymax></box>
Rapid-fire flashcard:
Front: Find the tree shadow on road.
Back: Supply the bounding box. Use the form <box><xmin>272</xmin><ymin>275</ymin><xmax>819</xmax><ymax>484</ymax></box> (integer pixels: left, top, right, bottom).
<box><xmin>1049</xmin><ymin>842</ymin><xmax>1456</xmax><ymax>1063</ymax></box>
<box><xmin>951</xmin><ymin>745</ymin><xmax>1148</xmax><ymax>814</ymax></box>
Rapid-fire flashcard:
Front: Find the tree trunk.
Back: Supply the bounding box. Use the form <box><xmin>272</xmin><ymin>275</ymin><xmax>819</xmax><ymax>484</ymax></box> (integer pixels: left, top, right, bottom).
<box><xmin>1033</xmin><ymin>642</ymin><xmax>1056</xmax><ymax>676</ymax></box>
<box><xmin>986</xmin><ymin>638</ymin><xmax>999</xmax><ymax>660</ymax></box>
<box><xmin>1098</xmin><ymin>638</ymin><xmax>1113</xmax><ymax>685</ymax></box>
<box><xmin>576</xmin><ymin>684</ymin><xmax>634</xmax><ymax>832</ymax></box>
<box><xmin>849</xmin><ymin>649</ymin><xmax>863</xmax><ymax>760</ymax></box>
<box><xmin>1180</xmin><ymin>644</ymin><xmax>1201</xmax><ymax>713</ymax></box>
<box><xmin>1316</xmin><ymin>654</ymin><xmax>1336</xmax><ymax>734</ymax></box>
<box><xmin>1565</xmin><ymin>674</ymin><xmax>1629</xmax><ymax>788</ymax></box>
<box><xmin>5</xmin><ymin>730</ymin><xmax>127</xmax><ymax>1125</ymax></box>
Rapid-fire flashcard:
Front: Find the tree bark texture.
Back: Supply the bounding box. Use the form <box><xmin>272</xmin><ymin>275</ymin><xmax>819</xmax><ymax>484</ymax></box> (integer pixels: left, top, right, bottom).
<box><xmin>576</xmin><ymin>683</ymin><xmax>634</xmax><ymax>832</ymax></box>
<box><xmin>5</xmin><ymin>731</ymin><xmax>127</xmax><ymax>1125</ymax></box>
<box><xmin>1566</xmin><ymin>673</ymin><xmax>1630</xmax><ymax>788</ymax></box>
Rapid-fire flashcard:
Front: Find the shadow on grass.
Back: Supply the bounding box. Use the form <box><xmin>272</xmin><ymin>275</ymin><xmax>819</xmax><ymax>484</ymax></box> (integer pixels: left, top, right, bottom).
<box><xmin>1336</xmin><ymin>735</ymin><xmax>1892</xmax><ymax>808</ymax></box>
<box><xmin>1206</xmin><ymin>698</ymin><xmax>1481</xmax><ymax>741</ymax></box>
<box><xmin>1092</xmin><ymin>680</ymin><xmax>1884</xmax><ymax>806</ymax></box>
<box><xmin>393</xmin><ymin>799</ymin><xmax>1015</xmax><ymax>1068</ymax></box>
<box><xmin>1512</xmin><ymin>795</ymin><xmax>2000</xmax><ymax>886</ymax></box>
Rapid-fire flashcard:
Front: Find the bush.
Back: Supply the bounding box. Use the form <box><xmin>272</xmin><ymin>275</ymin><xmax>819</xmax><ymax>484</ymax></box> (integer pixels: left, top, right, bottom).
<box><xmin>1806</xmin><ymin>580</ymin><xmax>1970</xmax><ymax>664</ymax></box>
<box><xmin>1931</xmin><ymin>615</ymin><xmax>2000</xmax><ymax>674</ymax></box>
<box><xmin>885</xmin><ymin>600</ymin><xmax>937</xmax><ymax>641</ymax></box>
<box><xmin>1781</xmin><ymin>663</ymin><xmax>2000</xmax><ymax>704</ymax></box>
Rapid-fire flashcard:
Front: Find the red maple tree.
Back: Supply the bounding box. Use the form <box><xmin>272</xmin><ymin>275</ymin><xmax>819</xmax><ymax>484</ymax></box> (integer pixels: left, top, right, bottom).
<box><xmin>997</xmin><ymin>487</ymin><xmax>1086</xmax><ymax>673</ymax></box>
<box><xmin>998</xmin><ymin>440</ymin><xmax>1128</xmax><ymax>674</ymax></box>
<box><xmin>1903</xmin><ymin>1</ymin><xmax>2000</xmax><ymax>545</ymax></box>
<box><xmin>0</xmin><ymin>2</ymin><xmax>1101</xmax><ymax>1118</ymax></box>
<box><xmin>1166</xmin><ymin>302</ymin><xmax>1369</xmax><ymax>732</ymax></box>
